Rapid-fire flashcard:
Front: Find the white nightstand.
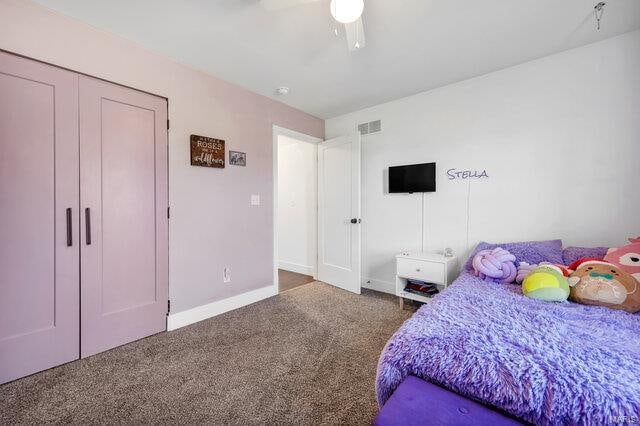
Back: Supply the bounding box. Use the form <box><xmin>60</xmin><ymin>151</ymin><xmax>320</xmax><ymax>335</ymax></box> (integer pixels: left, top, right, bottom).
<box><xmin>396</xmin><ymin>252</ymin><xmax>458</xmax><ymax>308</ymax></box>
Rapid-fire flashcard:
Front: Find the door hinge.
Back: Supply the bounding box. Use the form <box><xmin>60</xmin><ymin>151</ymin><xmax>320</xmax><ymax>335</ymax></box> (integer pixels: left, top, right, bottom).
<box><xmin>167</xmin><ymin>300</ymin><xmax>171</xmax><ymax>314</ymax></box>
<box><xmin>167</xmin><ymin>119</ymin><xmax>170</xmax><ymax>130</ymax></box>
<box><xmin>167</xmin><ymin>206</ymin><xmax>170</xmax><ymax>219</ymax></box>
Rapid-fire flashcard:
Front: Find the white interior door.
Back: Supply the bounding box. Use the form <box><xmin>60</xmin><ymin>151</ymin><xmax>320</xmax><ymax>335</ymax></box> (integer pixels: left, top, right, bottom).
<box><xmin>317</xmin><ymin>133</ymin><xmax>361</xmax><ymax>294</ymax></box>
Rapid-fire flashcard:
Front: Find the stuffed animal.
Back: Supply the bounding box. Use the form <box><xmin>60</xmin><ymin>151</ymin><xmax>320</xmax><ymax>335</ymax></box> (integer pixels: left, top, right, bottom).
<box><xmin>516</xmin><ymin>262</ymin><xmax>537</xmax><ymax>284</ymax></box>
<box><xmin>604</xmin><ymin>237</ymin><xmax>640</xmax><ymax>282</ymax></box>
<box><xmin>568</xmin><ymin>258</ymin><xmax>640</xmax><ymax>313</ymax></box>
<box><xmin>472</xmin><ymin>247</ymin><xmax>517</xmax><ymax>283</ymax></box>
<box><xmin>522</xmin><ymin>265</ymin><xmax>570</xmax><ymax>302</ymax></box>
<box><xmin>516</xmin><ymin>262</ymin><xmax>570</xmax><ymax>284</ymax></box>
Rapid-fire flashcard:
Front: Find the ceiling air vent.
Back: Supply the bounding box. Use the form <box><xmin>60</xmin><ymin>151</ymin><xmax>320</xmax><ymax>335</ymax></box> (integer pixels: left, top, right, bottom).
<box><xmin>357</xmin><ymin>119</ymin><xmax>382</xmax><ymax>136</ymax></box>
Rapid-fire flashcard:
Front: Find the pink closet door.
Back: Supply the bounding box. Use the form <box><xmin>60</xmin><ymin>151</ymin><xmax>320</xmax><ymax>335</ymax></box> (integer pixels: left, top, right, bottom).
<box><xmin>79</xmin><ymin>76</ymin><xmax>168</xmax><ymax>358</ymax></box>
<box><xmin>0</xmin><ymin>52</ymin><xmax>80</xmax><ymax>384</ymax></box>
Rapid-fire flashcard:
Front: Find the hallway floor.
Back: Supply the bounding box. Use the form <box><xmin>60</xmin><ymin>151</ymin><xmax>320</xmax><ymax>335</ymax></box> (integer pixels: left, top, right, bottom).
<box><xmin>278</xmin><ymin>269</ymin><xmax>315</xmax><ymax>292</ymax></box>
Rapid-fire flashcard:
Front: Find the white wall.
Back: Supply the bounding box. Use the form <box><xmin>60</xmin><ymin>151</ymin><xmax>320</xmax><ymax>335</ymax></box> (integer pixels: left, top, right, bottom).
<box><xmin>0</xmin><ymin>0</ymin><xmax>324</xmax><ymax>316</ymax></box>
<box><xmin>326</xmin><ymin>30</ymin><xmax>640</xmax><ymax>294</ymax></box>
<box><xmin>277</xmin><ymin>135</ymin><xmax>317</xmax><ymax>277</ymax></box>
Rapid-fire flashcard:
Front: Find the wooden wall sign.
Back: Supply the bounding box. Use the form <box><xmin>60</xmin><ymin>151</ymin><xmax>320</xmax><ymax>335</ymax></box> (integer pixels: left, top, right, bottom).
<box><xmin>190</xmin><ymin>134</ymin><xmax>225</xmax><ymax>168</ymax></box>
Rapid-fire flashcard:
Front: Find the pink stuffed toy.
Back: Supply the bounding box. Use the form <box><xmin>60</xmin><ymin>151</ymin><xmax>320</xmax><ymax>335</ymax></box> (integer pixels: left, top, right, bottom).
<box><xmin>472</xmin><ymin>247</ymin><xmax>517</xmax><ymax>284</ymax></box>
<box><xmin>516</xmin><ymin>262</ymin><xmax>537</xmax><ymax>284</ymax></box>
<box><xmin>604</xmin><ymin>236</ymin><xmax>640</xmax><ymax>282</ymax></box>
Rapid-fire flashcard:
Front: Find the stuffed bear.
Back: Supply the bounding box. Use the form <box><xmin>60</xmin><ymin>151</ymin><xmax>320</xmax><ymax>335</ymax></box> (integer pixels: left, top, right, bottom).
<box><xmin>568</xmin><ymin>258</ymin><xmax>640</xmax><ymax>313</ymax></box>
<box><xmin>604</xmin><ymin>237</ymin><xmax>640</xmax><ymax>283</ymax></box>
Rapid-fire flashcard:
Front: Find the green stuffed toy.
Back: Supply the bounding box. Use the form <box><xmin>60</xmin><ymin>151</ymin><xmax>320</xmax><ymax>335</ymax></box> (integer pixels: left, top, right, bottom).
<box><xmin>522</xmin><ymin>264</ymin><xmax>570</xmax><ymax>302</ymax></box>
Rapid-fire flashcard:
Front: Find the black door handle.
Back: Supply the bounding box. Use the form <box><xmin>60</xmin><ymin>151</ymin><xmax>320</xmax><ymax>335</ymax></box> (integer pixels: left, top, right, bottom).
<box><xmin>85</xmin><ymin>208</ymin><xmax>91</xmax><ymax>245</ymax></box>
<box><xmin>350</xmin><ymin>218</ymin><xmax>358</xmax><ymax>224</ymax></box>
<box><xmin>66</xmin><ymin>208</ymin><xmax>72</xmax><ymax>246</ymax></box>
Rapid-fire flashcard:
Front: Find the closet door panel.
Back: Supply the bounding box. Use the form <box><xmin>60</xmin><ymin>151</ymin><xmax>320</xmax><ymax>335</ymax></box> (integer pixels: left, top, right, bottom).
<box><xmin>0</xmin><ymin>52</ymin><xmax>79</xmax><ymax>384</ymax></box>
<box><xmin>101</xmin><ymin>98</ymin><xmax>157</xmax><ymax>314</ymax></box>
<box><xmin>79</xmin><ymin>76</ymin><xmax>168</xmax><ymax>358</ymax></box>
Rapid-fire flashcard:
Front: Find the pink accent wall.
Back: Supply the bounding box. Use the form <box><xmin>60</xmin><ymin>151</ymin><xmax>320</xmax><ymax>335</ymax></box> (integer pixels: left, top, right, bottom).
<box><xmin>0</xmin><ymin>0</ymin><xmax>324</xmax><ymax>313</ymax></box>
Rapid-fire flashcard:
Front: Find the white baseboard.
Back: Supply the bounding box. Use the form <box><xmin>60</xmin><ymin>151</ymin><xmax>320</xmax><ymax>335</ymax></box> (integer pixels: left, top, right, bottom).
<box><xmin>278</xmin><ymin>260</ymin><xmax>314</xmax><ymax>276</ymax></box>
<box><xmin>167</xmin><ymin>285</ymin><xmax>277</xmax><ymax>331</ymax></box>
<box><xmin>362</xmin><ymin>277</ymin><xmax>395</xmax><ymax>295</ymax></box>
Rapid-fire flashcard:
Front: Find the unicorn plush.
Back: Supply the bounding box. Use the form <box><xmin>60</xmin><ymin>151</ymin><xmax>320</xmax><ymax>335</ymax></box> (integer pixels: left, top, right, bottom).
<box><xmin>604</xmin><ymin>237</ymin><xmax>640</xmax><ymax>283</ymax></box>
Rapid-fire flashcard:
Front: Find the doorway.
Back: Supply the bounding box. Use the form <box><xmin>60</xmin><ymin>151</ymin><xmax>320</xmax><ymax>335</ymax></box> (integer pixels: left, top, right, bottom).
<box><xmin>273</xmin><ymin>126</ymin><xmax>320</xmax><ymax>293</ymax></box>
<box><xmin>272</xmin><ymin>126</ymin><xmax>362</xmax><ymax>295</ymax></box>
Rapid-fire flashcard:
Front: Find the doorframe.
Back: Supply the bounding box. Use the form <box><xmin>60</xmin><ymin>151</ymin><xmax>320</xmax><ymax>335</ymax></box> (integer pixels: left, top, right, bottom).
<box><xmin>272</xmin><ymin>125</ymin><xmax>322</xmax><ymax>293</ymax></box>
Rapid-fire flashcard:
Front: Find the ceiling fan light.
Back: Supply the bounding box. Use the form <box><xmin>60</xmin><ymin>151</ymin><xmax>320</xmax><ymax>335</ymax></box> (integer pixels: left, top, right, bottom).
<box><xmin>330</xmin><ymin>0</ymin><xmax>364</xmax><ymax>24</ymax></box>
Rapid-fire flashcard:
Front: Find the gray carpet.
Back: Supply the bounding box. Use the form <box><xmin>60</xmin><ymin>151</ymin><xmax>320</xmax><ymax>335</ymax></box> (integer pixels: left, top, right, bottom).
<box><xmin>0</xmin><ymin>282</ymin><xmax>414</xmax><ymax>424</ymax></box>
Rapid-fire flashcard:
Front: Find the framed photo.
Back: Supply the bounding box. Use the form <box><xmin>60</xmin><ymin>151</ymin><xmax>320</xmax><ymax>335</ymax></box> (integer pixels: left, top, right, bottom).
<box><xmin>229</xmin><ymin>150</ymin><xmax>246</xmax><ymax>167</ymax></box>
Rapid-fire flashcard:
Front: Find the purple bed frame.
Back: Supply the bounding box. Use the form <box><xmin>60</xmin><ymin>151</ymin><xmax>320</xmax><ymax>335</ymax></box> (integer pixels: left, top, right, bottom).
<box><xmin>374</xmin><ymin>376</ymin><xmax>523</xmax><ymax>425</ymax></box>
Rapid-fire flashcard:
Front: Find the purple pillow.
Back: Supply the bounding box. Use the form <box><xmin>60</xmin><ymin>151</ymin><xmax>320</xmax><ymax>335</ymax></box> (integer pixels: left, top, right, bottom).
<box><xmin>562</xmin><ymin>246</ymin><xmax>609</xmax><ymax>265</ymax></box>
<box><xmin>464</xmin><ymin>239</ymin><xmax>563</xmax><ymax>271</ymax></box>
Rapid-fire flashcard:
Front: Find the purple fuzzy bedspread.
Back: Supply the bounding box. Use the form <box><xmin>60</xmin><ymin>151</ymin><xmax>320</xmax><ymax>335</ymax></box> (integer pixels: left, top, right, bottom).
<box><xmin>376</xmin><ymin>272</ymin><xmax>640</xmax><ymax>425</ymax></box>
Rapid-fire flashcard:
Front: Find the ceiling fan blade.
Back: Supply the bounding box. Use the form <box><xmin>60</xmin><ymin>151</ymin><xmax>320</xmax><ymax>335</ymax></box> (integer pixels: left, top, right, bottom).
<box><xmin>260</xmin><ymin>0</ymin><xmax>320</xmax><ymax>11</ymax></box>
<box><xmin>345</xmin><ymin>17</ymin><xmax>366</xmax><ymax>51</ymax></box>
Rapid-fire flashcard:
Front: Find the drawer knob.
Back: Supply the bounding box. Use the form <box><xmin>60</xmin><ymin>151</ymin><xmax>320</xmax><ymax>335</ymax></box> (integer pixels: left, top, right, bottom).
<box><xmin>416</xmin><ymin>268</ymin><xmax>421</xmax><ymax>272</ymax></box>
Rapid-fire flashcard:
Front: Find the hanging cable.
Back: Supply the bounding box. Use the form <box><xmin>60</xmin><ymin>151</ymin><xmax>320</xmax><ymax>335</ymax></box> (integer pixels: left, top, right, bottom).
<box><xmin>594</xmin><ymin>2</ymin><xmax>606</xmax><ymax>31</ymax></box>
<box><xmin>421</xmin><ymin>192</ymin><xmax>425</xmax><ymax>252</ymax></box>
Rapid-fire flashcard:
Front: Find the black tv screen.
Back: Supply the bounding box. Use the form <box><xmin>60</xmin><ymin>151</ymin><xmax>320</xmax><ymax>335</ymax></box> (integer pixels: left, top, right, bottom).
<box><xmin>389</xmin><ymin>162</ymin><xmax>436</xmax><ymax>193</ymax></box>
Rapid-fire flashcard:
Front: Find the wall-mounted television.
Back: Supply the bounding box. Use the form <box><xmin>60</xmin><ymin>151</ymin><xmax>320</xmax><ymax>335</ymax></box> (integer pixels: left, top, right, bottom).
<box><xmin>389</xmin><ymin>162</ymin><xmax>436</xmax><ymax>193</ymax></box>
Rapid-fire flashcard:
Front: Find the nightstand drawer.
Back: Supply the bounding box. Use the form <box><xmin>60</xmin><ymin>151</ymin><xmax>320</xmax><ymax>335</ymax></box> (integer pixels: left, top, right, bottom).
<box><xmin>397</xmin><ymin>258</ymin><xmax>445</xmax><ymax>284</ymax></box>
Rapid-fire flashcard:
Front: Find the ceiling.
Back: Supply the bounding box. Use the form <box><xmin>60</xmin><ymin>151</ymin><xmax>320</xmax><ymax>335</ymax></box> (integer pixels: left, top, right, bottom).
<box><xmin>33</xmin><ymin>0</ymin><xmax>640</xmax><ymax>118</ymax></box>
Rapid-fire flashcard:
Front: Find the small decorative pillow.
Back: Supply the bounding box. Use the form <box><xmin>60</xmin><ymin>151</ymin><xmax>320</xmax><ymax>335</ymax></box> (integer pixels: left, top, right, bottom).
<box><xmin>472</xmin><ymin>247</ymin><xmax>517</xmax><ymax>284</ymax></box>
<box><xmin>562</xmin><ymin>246</ymin><xmax>609</xmax><ymax>266</ymax></box>
<box><xmin>465</xmin><ymin>239</ymin><xmax>563</xmax><ymax>271</ymax></box>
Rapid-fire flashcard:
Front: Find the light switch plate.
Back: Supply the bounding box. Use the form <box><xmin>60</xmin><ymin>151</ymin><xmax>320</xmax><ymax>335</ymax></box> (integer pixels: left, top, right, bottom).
<box><xmin>251</xmin><ymin>194</ymin><xmax>260</xmax><ymax>206</ymax></box>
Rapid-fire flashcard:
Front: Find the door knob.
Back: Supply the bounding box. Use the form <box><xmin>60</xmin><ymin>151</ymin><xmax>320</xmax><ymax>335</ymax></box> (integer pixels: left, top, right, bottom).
<box><xmin>350</xmin><ymin>218</ymin><xmax>358</xmax><ymax>224</ymax></box>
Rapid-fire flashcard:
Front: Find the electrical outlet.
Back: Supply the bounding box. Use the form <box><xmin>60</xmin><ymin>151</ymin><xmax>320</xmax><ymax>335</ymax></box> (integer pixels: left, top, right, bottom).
<box><xmin>223</xmin><ymin>268</ymin><xmax>231</xmax><ymax>283</ymax></box>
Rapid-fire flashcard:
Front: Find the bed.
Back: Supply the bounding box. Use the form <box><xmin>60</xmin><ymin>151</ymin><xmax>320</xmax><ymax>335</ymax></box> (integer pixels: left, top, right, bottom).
<box><xmin>375</xmin><ymin>242</ymin><xmax>640</xmax><ymax>425</ymax></box>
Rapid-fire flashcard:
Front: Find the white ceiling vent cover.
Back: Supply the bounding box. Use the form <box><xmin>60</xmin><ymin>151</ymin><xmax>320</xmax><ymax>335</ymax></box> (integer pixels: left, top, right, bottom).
<box><xmin>357</xmin><ymin>119</ymin><xmax>382</xmax><ymax>136</ymax></box>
